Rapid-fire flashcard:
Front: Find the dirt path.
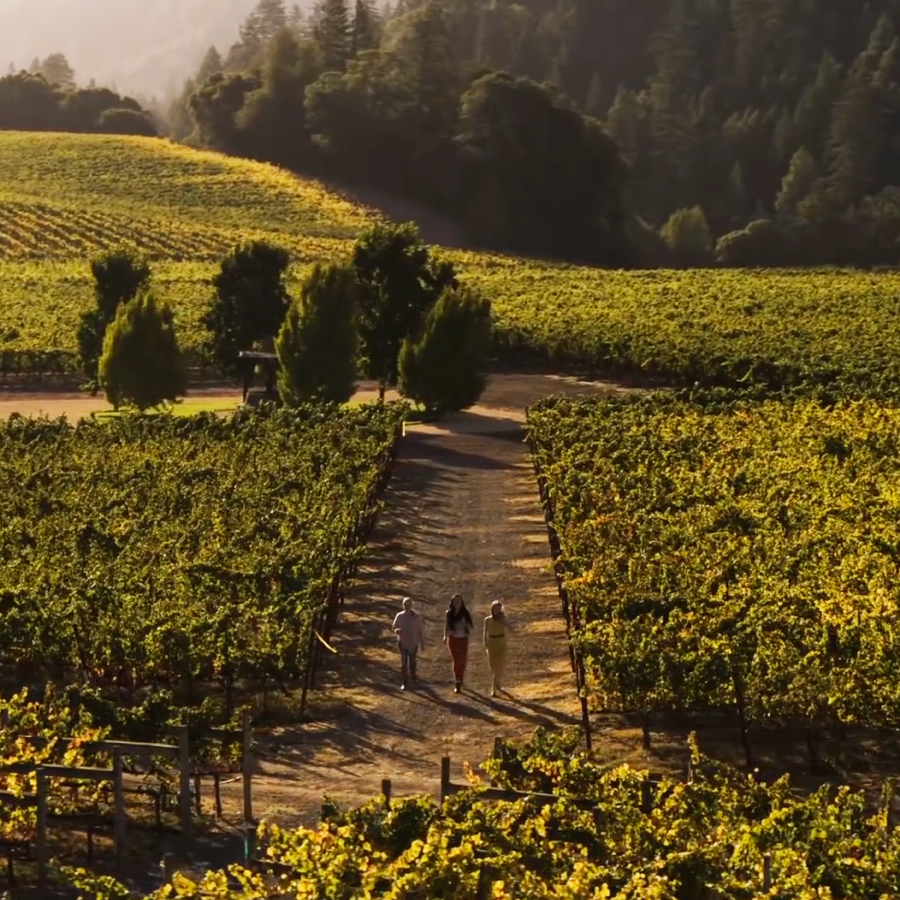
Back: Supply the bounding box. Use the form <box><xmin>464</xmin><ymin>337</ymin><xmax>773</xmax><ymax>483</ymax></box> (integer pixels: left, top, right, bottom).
<box><xmin>246</xmin><ymin>374</ymin><xmax>628</xmax><ymax>825</ymax></box>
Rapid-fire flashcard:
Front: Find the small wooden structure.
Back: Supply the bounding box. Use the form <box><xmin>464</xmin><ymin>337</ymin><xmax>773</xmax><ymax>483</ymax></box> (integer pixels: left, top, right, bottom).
<box><xmin>237</xmin><ymin>351</ymin><xmax>279</xmax><ymax>406</ymax></box>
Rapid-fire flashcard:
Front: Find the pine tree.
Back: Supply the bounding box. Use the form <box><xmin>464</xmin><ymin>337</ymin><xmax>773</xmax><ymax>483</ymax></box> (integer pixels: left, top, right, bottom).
<box><xmin>810</xmin><ymin>39</ymin><xmax>885</xmax><ymax>216</ymax></box>
<box><xmin>314</xmin><ymin>0</ymin><xmax>352</xmax><ymax>71</ymax></box>
<box><xmin>775</xmin><ymin>146</ymin><xmax>819</xmax><ymax>218</ymax></box>
<box><xmin>288</xmin><ymin>3</ymin><xmax>305</xmax><ymax>35</ymax></box>
<box><xmin>196</xmin><ymin>46</ymin><xmax>223</xmax><ymax>85</ymax></box>
<box><xmin>396</xmin><ymin>1</ymin><xmax>456</xmax><ymax>134</ymax></box>
<box><xmin>351</xmin><ymin>0</ymin><xmax>378</xmax><ymax>56</ymax></box>
<box><xmin>276</xmin><ymin>263</ymin><xmax>358</xmax><ymax>406</ymax></box>
<box><xmin>78</xmin><ymin>244</ymin><xmax>151</xmax><ymax>391</ymax></box>
<box><xmin>793</xmin><ymin>51</ymin><xmax>842</xmax><ymax>160</ymax></box>
<box><xmin>398</xmin><ymin>286</ymin><xmax>491</xmax><ymax>416</ymax></box>
<box><xmin>39</xmin><ymin>53</ymin><xmax>76</xmax><ymax>89</ymax></box>
<box><xmin>99</xmin><ymin>292</ymin><xmax>186</xmax><ymax>412</ymax></box>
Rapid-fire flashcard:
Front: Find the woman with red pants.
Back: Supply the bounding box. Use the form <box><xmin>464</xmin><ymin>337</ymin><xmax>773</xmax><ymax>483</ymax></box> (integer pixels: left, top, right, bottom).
<box><xmin>443</xmin><ymin>594</ymin><xmax>474</xmax><ymax>693</ymax></box>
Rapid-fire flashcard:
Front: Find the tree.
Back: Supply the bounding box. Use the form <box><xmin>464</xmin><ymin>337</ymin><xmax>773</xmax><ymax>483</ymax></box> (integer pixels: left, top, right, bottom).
<box><xmin>98</xmin><ymin>108</ymin><xmax>158</xmax><ymax>136</ymax></box>
<box><xmin>314</xmin><ymin>0</ymin><xmax>352</xmax><ymax>71</ymax></box>
<box><xmin>276</xmin><ymin>263</ymin><xmax>358</xmax><ymax>405</ymax></box>
<box><xmin>715</xmin><ymin>219</ymin><xmax>792</xmax><ymax>267</ymax></box>
<box><xmin>236</xmin><ymin>28</ymin><xmax>317</xmax><ymax>168</ymax></box>
<box><xmin>229</xmin><ymin>0</ymin><xmax>289</xmax><ymax>70</ymax></box>
<box><xmin>352</xmin><ymin>0</ymin><xmax>379</xmax><ymax>55</ymax></box>
<box><xmin>39</xmin><ymin>53</ymin><xmax>76</xmax><ymax>89</ymax></box>
<box><xmin>775</xmin><ymin>146</ymin><xmax>819</xmax><ymax>218</ymax></box>
<box><xmin>660</xmin><ymin>206</ymin><xmax>714</xmax><ymax>266</ymax></box>
<box><xmin>196</xmin><ymin>46</ymin><xmax>224</xmax><ymax>86</ymax></box>
<box><xmin>99</xmin><ymin>292</ymin><xmax>186</xmax><ymax>412</ymax></box>
<box><xmin>352</xmin><ymin>222</ymin><xmax>457</xmax><ymax>398</ymax></box>
<box><xmin>455</xmin><ymin>72</ymin><xmax>628</xmax><ymax>262</ymax></box>
<box><xmin>398</xmin><ymin>286</ymin><xmax>491</xmax><ymax>415</ymax></box>
<box><xmin>78</xmin><ymin>244</ymin><xmax>151</xmax><ymax>391</ymax></box>
<box><xmin>189</xmin><ymin>72</ymin><xmax>259</xmax><ymax>151</ymax></box>
<box><xmin>204</xmin><ymin>241</ymin><xmax>292</xmax><ymax>379</ymax></box>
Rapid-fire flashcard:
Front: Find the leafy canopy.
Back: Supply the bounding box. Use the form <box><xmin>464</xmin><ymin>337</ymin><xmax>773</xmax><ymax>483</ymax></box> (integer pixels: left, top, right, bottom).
<box><xmin>276</xmin><ymin>262</ymin><xmax>359</xmax><ymax>406</ymax></box>
<box><xmin>204</xmin><ymin>240</ymin><xmax>291</xmax><ymax>378</ymax></box>
<box><xmin>352</xmin><ymin>221</ymin><xmax>457</xmax><ymax>394</ymax></box>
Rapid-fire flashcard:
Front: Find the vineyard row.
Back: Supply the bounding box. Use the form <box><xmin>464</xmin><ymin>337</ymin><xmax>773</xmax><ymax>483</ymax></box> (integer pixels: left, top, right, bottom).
<box><xmin>527</xmin><ymin>394</ymin><xmax>900</xmax><ymax>766</ymax></box>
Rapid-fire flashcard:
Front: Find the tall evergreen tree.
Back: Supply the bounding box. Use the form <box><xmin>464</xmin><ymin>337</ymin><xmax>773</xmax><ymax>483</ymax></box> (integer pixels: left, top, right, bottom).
<box><xmin>314</xmin><ymin>0</ymin><xmax>352</xmax><ymax>71</ymax></box>
<box><xmin>775</xmin><ymin>146</ymin><xmax>819</xmax><ymax>218</ymax></box>
<box><xmin>352</xmin><ymin>0</ymin><xmax>379</xmax><ymax>55</ymax></box>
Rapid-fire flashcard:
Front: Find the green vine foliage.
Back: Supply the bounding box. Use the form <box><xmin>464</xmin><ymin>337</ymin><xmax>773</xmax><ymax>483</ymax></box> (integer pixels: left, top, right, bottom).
<box><xmin>0</xmin><ymin>403</ymin><xmax>402</xmax><ymax>737</ymax></box>
<box><xmin>65</xmin><ymin>728</ymin><xmax>900</xmax><ymax>899</ymax></box>
<box><xmin>527</xmin><ymin>395</ymin><xmax>900</xmax><ymax>735</ymax></box>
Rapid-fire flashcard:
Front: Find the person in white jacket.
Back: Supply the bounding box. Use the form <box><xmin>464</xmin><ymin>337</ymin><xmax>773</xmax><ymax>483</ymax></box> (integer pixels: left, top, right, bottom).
<box><xmin>392</xmin><ymin>597</ymin><xmax>425</xmax><ymax>690</ymax></box>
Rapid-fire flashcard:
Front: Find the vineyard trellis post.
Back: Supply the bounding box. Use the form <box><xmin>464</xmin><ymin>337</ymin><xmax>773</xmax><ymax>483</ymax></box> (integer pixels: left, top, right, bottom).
<box><xmin>35</xmin><ymin>769</ymin><xmax>47</xmax><ymax>891</ymax></box>
<box><xmin>113</xmin><ymin>749</ymin><xmax>125</xmax><ymax>867</ymax></box>
<box><xmin>178</xmin><ymin>726</ymin><xmax>191</xmax><ymax>839</ymax></box>
<box><xmin>242</xmin><ymin>708</ymin><xmax>254</xmax><ymax>824</ymax></box>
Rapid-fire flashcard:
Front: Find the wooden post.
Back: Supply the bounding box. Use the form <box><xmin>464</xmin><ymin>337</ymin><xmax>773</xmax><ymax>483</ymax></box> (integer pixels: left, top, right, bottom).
<box><xmin>242</xmin><ymin>708</ymin><xmax>253</xmax><ymax>825</ymax></box>
<box><xmin>762</xmin><ymin>853</ymin><xmax>772</xmax><ymax>891</ymax></box>
<box><xmin>113</xmin><ymin>748</ymin><xmax>126</xmax><ymax>863</ymax></box>
<box><xmin>440</xmin><ymin>757</ymin><xmax>451</xmax><ymax>803</ymax></box>
<box><xmin>214</xmin><ymin>771</ymin><xmax>222</xmax><ymax>819</ymax></box>
<box><xmin>36</xmin><ymin>769</ymin><xmax>48</xmax><ymax>891</ymax></box>
<box><xmin>178</xmin><ymin>725</ymin><xmax>192</xmax><ymax>839</ymax></box>
<box><xmin>161</xmin><ymin>852</ymin><xmax>176</xmax><ymax>882</ymax></box>
<box><xmin>381</xmin><ymin>779</ymin><xmax>392</xmax><ymax>806</ymax></box>
<box><xmin>244</xmin><ymin>822</ymin><xmax>256</xmax><ymax>863</ymax></box>
<box><xmin>194</xmin><ymin>773</ymin><xmax>202</xmax><ymax>816</ymax></box>
<box><xmin>640</xmin><ymin>780</ymin><xmax>653</xmax><ymax>814</ymax></box>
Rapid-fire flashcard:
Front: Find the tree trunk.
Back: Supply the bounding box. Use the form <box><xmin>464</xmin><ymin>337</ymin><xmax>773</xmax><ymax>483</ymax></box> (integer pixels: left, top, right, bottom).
<box><xmin>642</xmin><ymin>710</ymin><xmax>652</xmax><ymax>750</ymax></box>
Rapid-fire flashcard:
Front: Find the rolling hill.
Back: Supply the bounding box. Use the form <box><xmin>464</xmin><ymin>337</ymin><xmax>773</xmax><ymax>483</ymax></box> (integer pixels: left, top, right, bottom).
<box><xmin>2</xmin><ymin>129</ymin><xmax>900</xmax><ymax>403</ymax></box>
<box><xmin>0</xmin><ymin>131</ymin><xmax>373</xmax><ymax>261</ymax></box>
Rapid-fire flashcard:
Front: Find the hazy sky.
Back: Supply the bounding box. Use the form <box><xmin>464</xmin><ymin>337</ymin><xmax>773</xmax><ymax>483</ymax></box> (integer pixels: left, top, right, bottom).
<box><xmin>1</xmin><ymin>0</ymin><xmax>262</xmax><ymax>98</ymax></box>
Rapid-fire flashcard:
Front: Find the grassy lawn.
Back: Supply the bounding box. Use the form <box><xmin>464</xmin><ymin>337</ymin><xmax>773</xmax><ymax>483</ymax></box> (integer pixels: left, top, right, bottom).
<box><xmin>92</xmin><ymin>396</ymin><xmax>242</xmax><ymax>419</ymax></box>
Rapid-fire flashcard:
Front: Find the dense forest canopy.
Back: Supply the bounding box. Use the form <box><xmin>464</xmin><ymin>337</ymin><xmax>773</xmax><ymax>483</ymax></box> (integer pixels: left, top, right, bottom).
<box><xmin>159</xmin><ymin>0</ymin><xmax>900</xmax><ymax>266</ymax></box>
<box><xmin>9</xmin><ymin>0</ymin><xmax>900</xmax><ymax>266</ymax></box>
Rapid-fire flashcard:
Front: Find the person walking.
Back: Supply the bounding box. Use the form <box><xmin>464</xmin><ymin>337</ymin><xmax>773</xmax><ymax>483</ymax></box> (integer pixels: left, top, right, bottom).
<box><xmin>392</xmin><ymin>597</ymin><xmax>425</xmax><ymax>690</ymax></box>
<box><xmin>443</xmin><ymin>593</ymin><xmax>474</xmax><ymax>693</ymax></box>
<box><xmin>483</xmin><ymin>600</ymin><xmax>509</xmax><ymax>697</ymax></box>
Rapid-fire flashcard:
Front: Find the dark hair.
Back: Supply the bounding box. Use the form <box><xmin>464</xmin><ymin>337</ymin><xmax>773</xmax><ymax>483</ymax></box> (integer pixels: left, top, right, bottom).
<box><xmin>446</xmin><ymin>595</ymin><xmax>473</xmax><ymax>628</ymax></box>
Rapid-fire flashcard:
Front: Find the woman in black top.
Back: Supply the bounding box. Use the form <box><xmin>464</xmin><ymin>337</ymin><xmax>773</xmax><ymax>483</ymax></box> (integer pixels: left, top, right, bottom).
<box><xmin>442</xmin><ymin>593</ymin><xmax>474</xmax><ymax>692</ymax></box>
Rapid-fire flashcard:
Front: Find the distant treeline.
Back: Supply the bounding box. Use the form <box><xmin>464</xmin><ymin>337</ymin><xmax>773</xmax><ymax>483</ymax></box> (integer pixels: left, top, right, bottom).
<box><xmin>0</xmin><ymin>69</ymin><xmax>156</xmax><ymax>137</ymax></box>
<box><xmin>162</xmin><ymin>0</ymin><xmax>900</xmax><ymax>268</ymax></box>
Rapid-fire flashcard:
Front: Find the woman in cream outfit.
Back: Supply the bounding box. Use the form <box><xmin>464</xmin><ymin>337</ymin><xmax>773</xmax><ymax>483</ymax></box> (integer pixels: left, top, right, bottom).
<box><xmin>483</xmin><ymin>600</ymin><xmax>509</xmax><ymax>697</ymax></box>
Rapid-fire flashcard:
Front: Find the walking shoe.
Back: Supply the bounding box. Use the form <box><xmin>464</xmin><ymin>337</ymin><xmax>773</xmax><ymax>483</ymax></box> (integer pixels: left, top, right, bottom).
<box><xmin>453</xmin><ymin>682</ymin><xmax>460</xmax><ymax>693</ymax></box>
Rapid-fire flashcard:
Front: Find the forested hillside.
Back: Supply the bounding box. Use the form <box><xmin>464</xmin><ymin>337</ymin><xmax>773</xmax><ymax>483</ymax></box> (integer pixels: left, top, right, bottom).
<box><xmin>168</xmin><ymin>0</ymin><xmax>900</xmax><ymax>267</ymax></box>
